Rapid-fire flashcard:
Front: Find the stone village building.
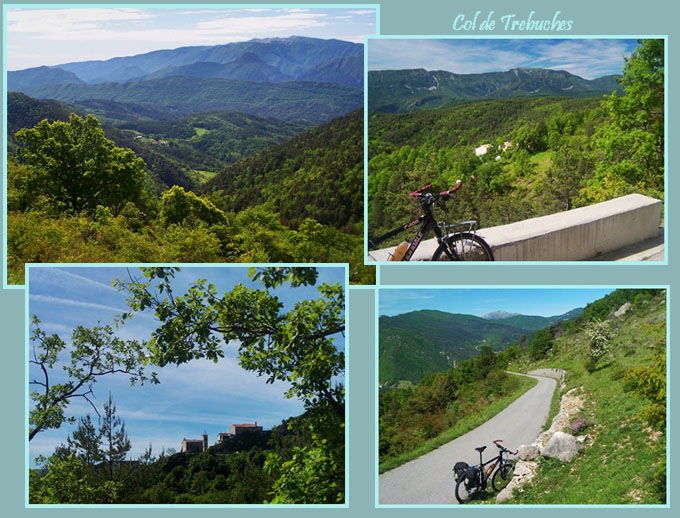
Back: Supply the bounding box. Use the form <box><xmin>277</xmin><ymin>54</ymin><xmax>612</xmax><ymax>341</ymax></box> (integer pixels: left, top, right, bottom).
<box><xmin>181</xmin><ymin>422</ymin><xmax>264</xmax><ymax>453</ymax></box>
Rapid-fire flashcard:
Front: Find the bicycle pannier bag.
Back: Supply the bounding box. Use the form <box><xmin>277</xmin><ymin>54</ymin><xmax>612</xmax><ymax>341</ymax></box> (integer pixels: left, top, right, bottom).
<box><xmin>466</xmin><ymin>466</ymin><xmax>480</xmax><ymax>484</ymax></box>
<box><xmin>453</xmin><ymin>462</ymin><xmax>468</xmax><ymax>481</ymax></box>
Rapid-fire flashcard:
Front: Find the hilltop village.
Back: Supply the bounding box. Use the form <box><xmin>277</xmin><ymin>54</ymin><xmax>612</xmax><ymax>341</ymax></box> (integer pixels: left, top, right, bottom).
<box><xmin>181</xmin><ymin>422</ymin><xmax>263</xmax><ymax>453</ymax></box>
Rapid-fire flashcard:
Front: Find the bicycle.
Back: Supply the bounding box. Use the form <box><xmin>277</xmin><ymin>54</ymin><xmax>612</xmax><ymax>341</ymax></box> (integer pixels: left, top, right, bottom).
<box><xmin>368</xmin><ymin>180</ymin><xmax>494</xmax><ymax>261</ymax></box>
<box><xmin>452</xmin><ymin>439</ymin><xmax>517</xmax><ymax>504</ymax></box>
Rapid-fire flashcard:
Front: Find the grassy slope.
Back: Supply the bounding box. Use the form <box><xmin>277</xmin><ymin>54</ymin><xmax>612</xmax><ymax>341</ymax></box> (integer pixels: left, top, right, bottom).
<box><xmin>503</xmin><ymin>295</ymin><xmax>667</xmax><ymax>504</ymax></box>
<box><xmin>379</xmin><ymin>374</ymin><xmax>537</xmax><ymax>473</ymax></box>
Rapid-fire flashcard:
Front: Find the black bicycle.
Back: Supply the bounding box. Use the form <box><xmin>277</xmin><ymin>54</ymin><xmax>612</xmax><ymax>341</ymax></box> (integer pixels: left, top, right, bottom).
<box><xmin>452</xmin><ymin>439</ymin><xmax>517</xmax><ymax>503</ymax></box>
<box><xmin>368</xmin><ymin>180</ymin><xmax>494</xmax><ymax>261</ymax></box>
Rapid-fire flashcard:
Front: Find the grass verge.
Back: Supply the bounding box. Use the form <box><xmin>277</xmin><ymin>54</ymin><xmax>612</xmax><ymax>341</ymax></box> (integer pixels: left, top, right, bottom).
<box><xmin>542</xmin><ymin>374</ymin><xmax>562</xmax><ymax>432</ymax></box>
<box><xmin>379</xmin><ymin>373</ymin><xmax>537</xmax><ymax>474</ymax></box>
<box><xmin>503</xmin><ymin>297</ymin><xmax>666</xmax><ymax>504</ymax></box>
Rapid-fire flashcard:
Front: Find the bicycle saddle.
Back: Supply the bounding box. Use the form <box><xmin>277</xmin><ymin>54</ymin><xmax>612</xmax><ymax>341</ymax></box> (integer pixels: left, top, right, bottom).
<box><xmin>475</xmin><ymin>446</ymin><xmax>487</xmax><ymax>453</ymax></box>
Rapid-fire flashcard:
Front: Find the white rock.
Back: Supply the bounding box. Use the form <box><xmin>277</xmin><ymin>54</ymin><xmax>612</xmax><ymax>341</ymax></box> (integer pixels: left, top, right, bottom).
<box><xmin>614</xmin><ymin>302</ymin><xmax>632</xmax><ymax>317</ymax></box>
<box><xmin>541</xmin><ymin>431</ymin><xmax>580</xmax><ymax>462</ymax></box>
<box><xmin>517</xmin><ymin>444</ymin><xmax>540</xmax><ymax>461</ymax></box>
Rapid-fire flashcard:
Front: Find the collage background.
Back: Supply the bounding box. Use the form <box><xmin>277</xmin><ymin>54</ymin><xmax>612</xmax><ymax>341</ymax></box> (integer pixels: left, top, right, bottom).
<box><xmin>0</xmin><ymin>0</ymin><xmax>676</xmax><ymax>514</ymax></box>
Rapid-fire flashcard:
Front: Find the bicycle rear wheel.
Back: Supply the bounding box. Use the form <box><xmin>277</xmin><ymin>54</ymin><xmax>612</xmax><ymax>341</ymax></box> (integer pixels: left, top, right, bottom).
<box><xmin>432</xmin><ymin>232</ymin><xmax>494</xmax><ymax>261</ymax></box>
<box><xmin>455</xmin><ymin>478</ymin><xmax>473</xmax><ymax>504</ymax></box>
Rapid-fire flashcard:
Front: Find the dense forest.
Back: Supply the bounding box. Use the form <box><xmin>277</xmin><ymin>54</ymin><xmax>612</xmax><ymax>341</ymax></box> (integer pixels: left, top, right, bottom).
<box><xmin>6</xmin><ymin>36</ymin><xmax>373</xmax><ymax>285</ymax></box>
<box><xmin>30</xmin><ymin>407</ymin><xmax>343</xmax><ymax>504</ymax></box>
<box><xmin>368</xmin><ymin>39</ymin><xmax>664</xmax><ymax>245</ymax></box>
<box><xmin>379</xmin><ymin>288</ymin><xmax>666</xmax><ymax>503</ymax></box>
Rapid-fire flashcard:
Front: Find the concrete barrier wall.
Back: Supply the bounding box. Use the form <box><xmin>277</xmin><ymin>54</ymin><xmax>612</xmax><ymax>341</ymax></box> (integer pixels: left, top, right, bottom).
<box><xmin>368</xmin><ymin>194</ymin><xmax>662</xmax><ymax>262</ymax></box>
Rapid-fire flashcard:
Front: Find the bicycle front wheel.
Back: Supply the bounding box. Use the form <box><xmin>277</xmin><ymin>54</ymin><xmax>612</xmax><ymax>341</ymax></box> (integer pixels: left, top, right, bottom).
<box><xmin>491</xmin><ymin>462</ymin><xmax>515</xmax><ymax>492</ymax></box>
<box><xmin>455</xmin><ymin>478</ymin><xmax>472</xmax><ymax>504</ymax></box>
<box><xmin>432</xmin><ymin>232</ymin><xmax>494</xmax><ymax>261</ymax></box>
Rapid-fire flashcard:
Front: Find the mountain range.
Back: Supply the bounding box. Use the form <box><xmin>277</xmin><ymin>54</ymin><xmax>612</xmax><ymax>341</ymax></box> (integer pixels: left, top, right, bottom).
<box><xmin>368</xmin><ymin>67</ymin><xmax>622</xmax><ymax>113</ymax></box>
<box><xmin>10</xmin><ymin>36</ymin><xmax>363</xmax><ymax>85</ymax></box>
<box><xmin>379</xmin><ymin>307</ymin><xmax>583</xmax><ymax>384</ymax></box>
<box><xmin>8</xmin><ymin>36</ymin><xmax>364</xmax><ymax>125</ymax></box>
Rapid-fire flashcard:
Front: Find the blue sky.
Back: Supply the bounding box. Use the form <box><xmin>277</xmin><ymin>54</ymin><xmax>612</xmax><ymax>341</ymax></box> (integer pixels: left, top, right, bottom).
<box><xmin>6</xmin><ymin>7</ymin><xmax>377</xmax><ymax>70</ymax></box>
<box><xmin>379</xmin><ymin>288</ymin><xmax>615</xmax><ymax>318</ymax></box>
<box><xmin>368</xmin><ymin>39</ymin><xmax>640</xmax><ymax>79</ymax></box>
<box><xmin>28</xmin><ymin>266</ymin><xmax>345</xmax><ymax>464</ymax></box>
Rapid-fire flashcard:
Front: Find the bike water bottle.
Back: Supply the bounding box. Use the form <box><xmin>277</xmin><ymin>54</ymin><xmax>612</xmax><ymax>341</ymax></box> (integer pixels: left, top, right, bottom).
<box><xmin>390</xmin><ymin>241</ymin><xmax>409</xmax><ymax>261</ymax></box>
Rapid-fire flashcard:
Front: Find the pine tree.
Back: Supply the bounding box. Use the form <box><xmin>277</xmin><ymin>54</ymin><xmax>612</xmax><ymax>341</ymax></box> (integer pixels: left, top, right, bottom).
<box><xmin>66</xmin><ymin>414</ymin><xmax>102</xmax><ymax>466</ymax></box>
<box><xmin>99</xmin><ymin>392</ymin><xmax>131</xmax><ymax>480</ymax></box>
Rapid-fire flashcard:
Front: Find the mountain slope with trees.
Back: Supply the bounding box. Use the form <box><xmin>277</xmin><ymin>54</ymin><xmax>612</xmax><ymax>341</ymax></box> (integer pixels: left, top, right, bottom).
<box><xmin>368</xmin><ymin>39</ymin><xmax>664</xmax><ymax>244</ymax></box>
<box><xmin>379</xmin><ymin>308</ymin><xmax>581</xmax><ymax>385</ymax></box>
<box><xmin>18</xmin><ymin>76</ymin><xmax>362</xmax><ymax>124</ymax></box>
<box><xmin>368</xmin><ymin>67</ymin><xmax>621</xmax><ymax>113</ymax></box>
<box><xmin>6</xmin><ymin>35</ymin><xmax>374</xmax><ymax>285</ymax></box>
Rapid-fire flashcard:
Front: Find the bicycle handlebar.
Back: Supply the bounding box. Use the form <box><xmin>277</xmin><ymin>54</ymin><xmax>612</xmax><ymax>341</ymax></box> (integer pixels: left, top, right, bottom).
<box><xmin>409</xmin><ymin>180</ymin><xmax>463</xmax><ymax>201</ymax></box>
<box><xmin>409</xmin><ymin>184</ymin><xmax>432</xmax><ymax>197</ymax></box>
<box><xmin>493</xmin><ymin>440</ymin><xmax>518</xmax><ymax>455</ymax></box>
<box><xmin>440</xmin><ymin>179</ymin><xmax>462</xmax><ymax>198</ymax></box>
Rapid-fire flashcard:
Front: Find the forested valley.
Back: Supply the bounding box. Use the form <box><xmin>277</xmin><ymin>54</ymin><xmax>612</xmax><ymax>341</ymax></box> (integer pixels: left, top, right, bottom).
<box><xmin>6</xmin><ymin>36</ymin><xmax>374</xmax><ymax>284</ymax></box>
<box><xmin>368</xmin><ymin>39</ymin><xmax>663</xmax><ymax>244</ymax></box>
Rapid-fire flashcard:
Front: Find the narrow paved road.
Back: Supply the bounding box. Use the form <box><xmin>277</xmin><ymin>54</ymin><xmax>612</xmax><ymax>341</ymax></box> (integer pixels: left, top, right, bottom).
<box><xmin>379</xmin><ymin>373</ymin><xmax>556</xmax><ymax>505</ymax></box>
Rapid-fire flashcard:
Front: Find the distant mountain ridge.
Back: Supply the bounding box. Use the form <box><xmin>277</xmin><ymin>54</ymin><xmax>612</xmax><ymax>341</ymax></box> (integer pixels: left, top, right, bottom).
<box><xmin>368</xmin><ymin>67</ymin><xmax>621</xmax><ymax>113</ymax></box>
<box><xmin>7</xmin><ymin>36</ymin><xmax>363</xmax><ymax>87</ymax></box>
<box><xmin>482</xmin><ymin>310</ymin><xmax>521</xmax><ymax>319</ymax></box>
<box><xmin>7</xmin><ymin>66</ymin><xmax>85</xmax><ymax>91</ymax></box>
<box><xmin>379</xmin><ymin>307</ymin><xmax>583</xmax><ymax>384</ymax></box>
<box><xmin>9</xmin><ymin>37</ymin><xmax>364</xmax><ymax>125</ymax></box>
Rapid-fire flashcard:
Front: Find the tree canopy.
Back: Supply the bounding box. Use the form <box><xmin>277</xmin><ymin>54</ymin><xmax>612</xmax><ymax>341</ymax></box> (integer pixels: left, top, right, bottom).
<box><xmin>28</xmin><ymin>316</ymin><xmax>156</xmax><ymax>441</ymax></box>
<box><xmin>15</xmin><ymin>113</ymin><xmax>146</xmax><ymax>214</ymax></box>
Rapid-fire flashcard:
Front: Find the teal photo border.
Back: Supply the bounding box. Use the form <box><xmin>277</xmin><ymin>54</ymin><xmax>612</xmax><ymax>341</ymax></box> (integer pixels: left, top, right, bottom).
<box><xmin>362</xmin><ymin>34</ymin><xmax>668</xmax><ymax>267</ymax></box>
<box><xmin>1</xmin><ymin>2</ymin><xmax>381</xmax><ymax>289</ymax></box>
<box><xmin>24</xmin><ymin>260</ymin><xmax>350</xmax><ymax>508</ymax></box>
<box><xmin>374</xmin><ymin>284</ymin><xmax>670</xmax><ymax>508</ymax></box>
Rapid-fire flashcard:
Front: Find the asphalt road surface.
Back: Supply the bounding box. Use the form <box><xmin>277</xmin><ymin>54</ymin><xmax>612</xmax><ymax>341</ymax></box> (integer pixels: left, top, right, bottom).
<box><xmin>379</xmin><ymin>372</ymin><xmax>556</xmax><ymax>505</ymax></box>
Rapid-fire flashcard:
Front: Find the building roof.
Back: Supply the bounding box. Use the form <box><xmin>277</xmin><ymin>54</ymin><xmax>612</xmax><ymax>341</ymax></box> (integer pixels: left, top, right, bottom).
<box><xmin>233</xmin><ymin>423</ymin><xmax>260</xmax><ymax>428</ymax></box>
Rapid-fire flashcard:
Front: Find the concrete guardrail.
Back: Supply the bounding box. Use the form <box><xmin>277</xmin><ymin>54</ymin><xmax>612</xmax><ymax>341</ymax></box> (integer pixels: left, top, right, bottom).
<box><xmin>368</xmin><ymin>193</ymin><xmax>662</xmax><ymax>262</ymax></box>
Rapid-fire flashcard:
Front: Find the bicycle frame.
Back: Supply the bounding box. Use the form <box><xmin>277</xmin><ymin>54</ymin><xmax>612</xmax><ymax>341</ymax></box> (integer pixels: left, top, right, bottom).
<box><xmin>470</xmin><ymin>453</ymin><xmax>503</xmax><ymax>489</ymax></box>
<box><xmin>368</xmin><ymin>203</ymin><xmax>446</xmax><ymax>261</ymax></box>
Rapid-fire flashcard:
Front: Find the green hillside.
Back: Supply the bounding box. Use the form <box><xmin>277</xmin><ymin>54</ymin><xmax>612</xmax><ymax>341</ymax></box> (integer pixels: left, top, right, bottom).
<box><xmin>379</xmin><ymin>308</ymin><xmax>581</xmax><ymax>385</ymax></box>
<box><xmin>7</xmin><ymin>108</ymin><xmax>374</xmax><ymax>285</ymax></box>
<box><xmin>499</xmin><ymin>308</ymin><xmax>584</xmax><ymax>330</ymax></box>
<box><xmin>501</xmin><ymin>289</ymin><xmax>667</xmax><ymax>504</ymax></box>
<box><xmin>21</xmin><ymin>76</ymin><xmax>363</xmax><ymax>124</ymax></box>
<box><xmin>7</xmin><ymin>92</ymin><xmax>310</xmax><ymax>192</ymax></box>
<box><xmin>203</xmin><ymin>108</ymin><xmax>364</xmax><ymax>233</ymax></box>
<box><xmin>368</xmin><ymin>40</ymin><xmax>664</xmax><ymax>245</ymax></box>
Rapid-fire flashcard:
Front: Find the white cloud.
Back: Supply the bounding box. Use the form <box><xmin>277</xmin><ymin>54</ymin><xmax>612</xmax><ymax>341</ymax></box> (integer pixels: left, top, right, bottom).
<box><xmin>7</xmin><ymin>8</ymin><xmax>153</xmax><ymax>34</ymax></box>
<box><xmin>195</xmin><ymin>12</ymin><xmax>329</xmax><ymax>33</ymax></box>
<box><xmin>29</xmin><ymin>294</ymin><xmax>126</xmax><ymax>313</ymax></box>
<box><xmin>368</xmin><ymin>39</ymin><xmax>633</xmax><ymax>79</ymax></box>
<box><xmin>30</xmin><ymin>267</ymin><xmax>116</xmax><ymax>292</ymax></box>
